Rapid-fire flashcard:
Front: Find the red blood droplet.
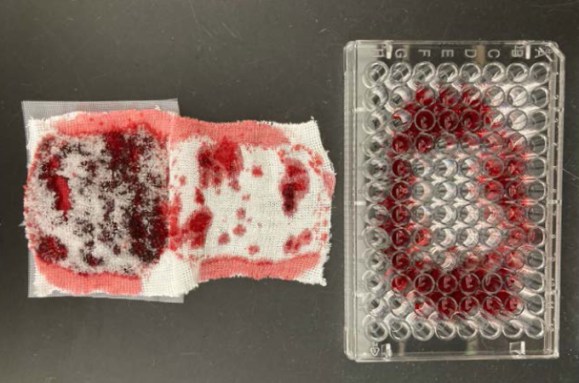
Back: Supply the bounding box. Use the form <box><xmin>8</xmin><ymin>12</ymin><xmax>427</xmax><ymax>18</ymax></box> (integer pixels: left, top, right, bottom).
<box><xmin>248</xmin><ymin>245</ymin><xmax>260</xmax><ymax>255</ymax></box>
<box><xmin>38</xmin><ymin>154</ymin><xmax>72</xmax><ymax>216</ymax></box>
<box><xmin>279</xmin><ymin>159</ymin><xmax>310</xmax><ymax>217</ymax></box>
<box><xmin>218</xmin><ymin>232</ymin><xmax>230</xmax><ymax>245</ymax></box>
<box><xmin>251</xmin><ymin>165</ymin><xmax>263</xmax><ymax>177</ymax></box>
<box><xmin>233</xmin><ymin>224</ymin><xmax>246</xmax><ymax>237</ymax></box>
<box><xmin>236</xmin><ymin>208</ymin><xmax>246</xmax><ymax>220</ymax></box>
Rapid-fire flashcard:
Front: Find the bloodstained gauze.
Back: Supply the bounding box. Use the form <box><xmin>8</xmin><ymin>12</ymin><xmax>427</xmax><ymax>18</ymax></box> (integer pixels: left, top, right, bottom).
<box><xmin>26</xmin><ymin>128</ymin><xmax>169</xmax><ymax>275</ymax></box>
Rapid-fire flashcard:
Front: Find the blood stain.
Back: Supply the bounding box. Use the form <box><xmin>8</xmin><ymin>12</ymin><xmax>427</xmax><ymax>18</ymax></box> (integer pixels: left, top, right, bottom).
<box><xmin>197</xmin><ymin>138</ymin><xmax>243</xmax><ymax>191</ymax></box>
<box><xmin>36</xmin><ymin>235</ymin><xmax>68</xmax><ymax>263</ymax></box>
<box><xmin>252</xmin><ymin>165</ymin><xmax>263</xmax><ymax>177</ymax></box>
<box><xmin>218</xmin><ymin>232</ymin><xmax>230</xmax><ymax>245</ymax></box>
<box><xmin>248</xmin><ymin>245</ymin><xmax>260</xmax><ymax>255</ymax></box>
<box><xmin>195</xmin><ymin>188</ymin><xmax>205</xmax><ymax>205</ymax></box>
<box><xmin>279</xmin><ymin>159</ymin><xmax>310</xmax><ymax>217</ymax></box>
<box><xmin>283</xmin><ymin>229</ymin><xmax>313</xmax><ymax>254</ymax></box>
<box><xmin>233</xmin><ymin>224</ymin><xmax>246</xmax><ymax>236</ymax></box>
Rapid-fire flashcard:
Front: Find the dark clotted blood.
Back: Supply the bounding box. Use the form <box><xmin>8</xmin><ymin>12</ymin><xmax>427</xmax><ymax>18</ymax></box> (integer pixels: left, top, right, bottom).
<box><xmin>102</xmin><ymin>132</ymin><xmax>168</xmax><ymax>264</ymax></box>
<box><xmin>283</xmin><ymin>229</ymin><xmax>312</xmax><ymax>254</ymax></box>
<box><xmin>36</xmin><ymin>235</ymin><xmax>68</xmax><ymax>263</ymax></box>
<box><xmin>198</xmin><ymin>138</ymin><xmax>243</xmax><ymax>191</ymax></box>
<box><xmin>279</xmin><ymin>159</ymin><xmax>310</xmax><ymax>217</ymax></box>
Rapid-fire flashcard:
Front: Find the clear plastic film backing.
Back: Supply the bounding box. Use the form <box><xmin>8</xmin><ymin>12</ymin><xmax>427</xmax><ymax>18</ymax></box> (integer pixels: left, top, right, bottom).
<box><xmin>344</xmin><ymin>41</ymin><xmax>564</xmax><ymax>361</ymax></box>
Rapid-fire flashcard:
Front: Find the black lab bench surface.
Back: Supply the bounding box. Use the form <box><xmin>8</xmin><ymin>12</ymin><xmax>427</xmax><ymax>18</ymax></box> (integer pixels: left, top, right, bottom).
<box><xmin>0</xmin><ymin>0</ymin><xmax>578</xmax><ymax>382</ymax></box>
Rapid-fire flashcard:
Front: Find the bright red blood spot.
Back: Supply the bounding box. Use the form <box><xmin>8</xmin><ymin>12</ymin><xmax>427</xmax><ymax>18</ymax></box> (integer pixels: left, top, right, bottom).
<box><xmin>283</xmin><ymin>229</ymin><xmax>313</xmax><ymax>254</ymax></box>
<box><xmin>218</xmin><ymin>232</ymin><xmax>230</xmax><ymax>245</ymax></box>
<box><xmin>233</xmin><ymin>224</ymin><xmax>246</xmax><ymax>236</ymax></box>
<box><xmin>195</xmin><ymin>188</ymin><xmax>205</xmax><ymax>205</ymax></box>
<box><xmin>38</xmin><ymin>152</ymin><xmax>72</xmax><ymax>216</ymax></box>
<box><xmin>197</xmin><ymin>138</ymin><xmax>243</xmax><ymax>191</ymax></box>
<box><xmin>168</xmin><ymin>193</ymin><xmax>212</xmax><ymax>251</ymax></box>
<box><xmin>252</xmin><ymin>165</ymin><xmax>263</xmax><ymax>177</ymax></box>
<box><xmin>36</xmin><ymin>235</ymin><xmax>68</xmax><ymax>263</ymax></box>
<box><xmin>182</xmin><ymin>208</ymin><xmax>213</xmax><ymax>249</ymax></box>
<box><xmin>279</xmin><ymin>159</ymin><xmax>310</xmax><ymax>217</ymax></box>
<box><xmin>320</xmin><ymin>232</ymin><xmax>329</xmax><ymax>241</ymax></box>
<box><xmin>248</xmin><ymin>245</ymin><xmax>260</xmax><ymax>255</ymax></box>
<box><xmin>236</xmin><ymin>208</ymin><xmax>246</xmax><ymax>220</ymax></box>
